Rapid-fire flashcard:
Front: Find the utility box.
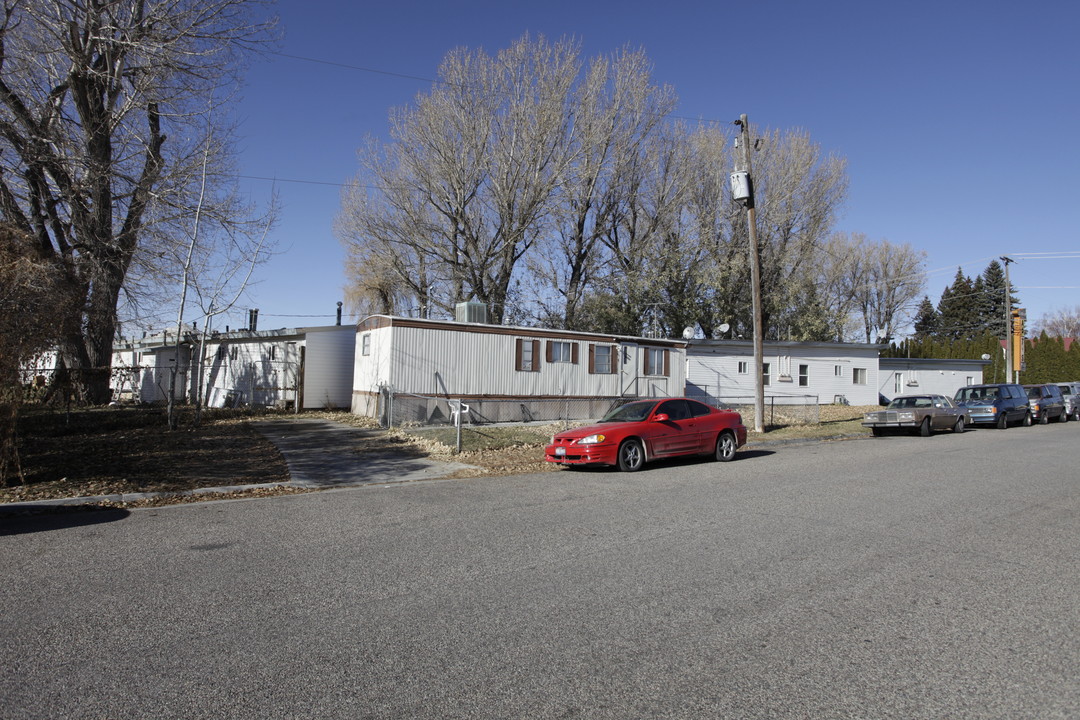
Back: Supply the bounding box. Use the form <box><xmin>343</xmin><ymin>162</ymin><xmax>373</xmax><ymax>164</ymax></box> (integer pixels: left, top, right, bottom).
<box><xmin>455</xmin><ymin>301</ymin><xmax>489</xmax><ymax>324</ymax></box>
<box><xmin>730</xmin><ymin>171</ymin><xmax>752</xmax><ymax>203</ymax></box>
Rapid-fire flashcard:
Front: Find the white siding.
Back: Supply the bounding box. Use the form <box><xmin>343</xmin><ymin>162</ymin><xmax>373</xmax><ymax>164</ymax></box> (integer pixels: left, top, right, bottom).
<box><xmin>878</xmin><ymin>360</ymin><xmax>986</xmax><ymax>401</ymax></box>
<box><xmin>687</xmin><ymin>341</ymin><xmax>881</xmax><ymax>406</ymax></box>
<box><xmin>201</xmin><ymin>335</ymin><xmax>302</xmax><ymax>408</ymax></box>
<box><xmin>301</xmin><ymin>327</ymin><xmax>355</xmax><ymax>409</ymax></box>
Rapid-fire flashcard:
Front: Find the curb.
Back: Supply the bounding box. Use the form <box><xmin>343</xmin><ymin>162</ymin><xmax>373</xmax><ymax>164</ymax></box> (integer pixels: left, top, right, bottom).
<box><xmin>1</xmin><ymin>432</ymin><xmax>873</xmax><ymax>513</ymax></box>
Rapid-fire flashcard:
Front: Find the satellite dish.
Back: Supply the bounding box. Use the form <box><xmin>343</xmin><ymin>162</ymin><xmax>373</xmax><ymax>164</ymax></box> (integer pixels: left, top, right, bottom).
<box><xmin>718</xmin><ymin>323</ymin><xmax>731</xmax><ymax>333</ymax></box>
<box><xmin>981</xmin><ymin>353</ymin><xmax>991</xmax><ymax>360</ymax></box>
<box><xmin>682</xmin><ymin>326</ymin><xmax>696</xmax><ymax>340</ymax></box>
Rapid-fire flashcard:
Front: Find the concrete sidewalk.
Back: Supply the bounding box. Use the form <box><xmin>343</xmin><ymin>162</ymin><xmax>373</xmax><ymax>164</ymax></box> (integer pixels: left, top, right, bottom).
<box><xmin>0</xmin><ymin>418</ymin><xmax>474</xmax><ymax>511</ymax></box>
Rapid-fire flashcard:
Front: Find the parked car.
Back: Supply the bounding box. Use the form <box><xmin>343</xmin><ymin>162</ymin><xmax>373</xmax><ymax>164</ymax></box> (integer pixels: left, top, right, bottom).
<box><xmin>863</xmin><ymin>394</ymin><xmax>969</xmax><ymax>437</ymax></box>
<box><xmin>545</xmin><ymin>397</ymin><xmax>747</xmax><ymax>471</ymax></box>
<box><xmin>1024</xmin><ymin>384</ymin><xmax>1068</xmax><ymax>424</ymax></box>
<box><xmin>1058</xmin><ymin>382</ymin><xmax>1080</xmax><ymax>421</ymax></box>
<box><xmin>953</xmin><ymin>383</ymin><xmax>1031</xmax><ymax>429</ymax></box>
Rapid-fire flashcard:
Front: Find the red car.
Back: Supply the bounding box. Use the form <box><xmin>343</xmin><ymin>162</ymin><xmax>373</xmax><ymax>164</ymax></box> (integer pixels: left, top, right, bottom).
<box><xmin>545</xmin><ymin>398</ymin><xmax>748</xmax><ymax>472</ymax></box>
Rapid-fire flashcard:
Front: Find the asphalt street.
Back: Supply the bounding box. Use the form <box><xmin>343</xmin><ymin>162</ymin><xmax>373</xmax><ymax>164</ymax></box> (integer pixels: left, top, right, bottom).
<box><xmin>2</xmin><ymin>423</ymin><xmax>1078</xmax><ymax>718</ymax></box>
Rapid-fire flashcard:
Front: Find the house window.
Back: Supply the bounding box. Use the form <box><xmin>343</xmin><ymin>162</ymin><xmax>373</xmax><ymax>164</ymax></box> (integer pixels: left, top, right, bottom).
<box><xmin>762</xmin><ymin>362</ymin><xmax>771</xmax><ymax>386</ymax></box>
<box><xmin>270</xmin><ymin>346</ymin><xmax>277</xmax><ymax>361</ymax></box>
<box><xmin>361</xmin><ymin>333</ymin><xmax>371</xmax><ymax>356</ymax></box>
<box><xmin>515</xmin><ymin>338</ymin><xmax>540</xmax><ymax>372</ymax></box>
<box><xmin>853</xmin><ymin>368</ymin><xmax>867</xmax><ymax>385</ymax></box>
<box><xmin>834</xmin><ymin>365</ymin><xmax>843</xmax><ymax>377</ymax></box>
<box><xmin>738</xmin><ymin>361</ymin><xmax>749</xmax><ymax>374</ymax></box>
<box><xmin>589</xmin><ymin>344</ymin><xmax>616</xmax><ymax>374</ymax></box>
<box><xmin>966</xmin><ymin>376</ymin><xmax>974</xmax><ymax>385</ymax></box>
<box><xmin>894</xmin><ymin>373</ymin><xmax>903</xmax><ymax>394</ymax></box>
<box><xmin>229</xmin><ymin>346</ymin><xmax>238</xmax><ymax>361</ymax></box>
<box><xmin>798</xmin><ymin>364</ymin><xmax>809</xmax><ymax>387</ymax></box>
<box><xmin>644</xmin><ymin>348</ymin><xmax>670</xmax><ymax>377</ymax></box>
<box><xmin>546</xmin><ymin>340</ymin><xmax>578</xmax><ymax>364</ymax></box>
<box><xmin>217</xmin><ymin>346</ymin><xmax>226</xmax><ymax>361</ymax></box>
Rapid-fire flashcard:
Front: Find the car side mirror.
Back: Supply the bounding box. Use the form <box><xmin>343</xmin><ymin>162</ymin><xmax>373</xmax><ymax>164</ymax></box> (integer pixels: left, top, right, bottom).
<box><xmin>653</xmin><ymin>413</ymin><xmax>670</xmax><ymax>422</ymax></box>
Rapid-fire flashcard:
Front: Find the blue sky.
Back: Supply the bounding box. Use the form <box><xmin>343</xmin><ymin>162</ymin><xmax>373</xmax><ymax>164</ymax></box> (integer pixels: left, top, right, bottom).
<box><xmin>227</xmin><ymin>0</ymin><xmax>1079</xmax><ymax>335</ymax></box>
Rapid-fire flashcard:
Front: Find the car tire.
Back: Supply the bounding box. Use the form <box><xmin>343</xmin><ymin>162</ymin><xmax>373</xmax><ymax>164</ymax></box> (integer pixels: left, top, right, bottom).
<box><xmin>714</xmin><ymin>431</ymin><xmax>737</xmax><ymax>462</ymax></box>
<box><xmin>996</xmin><ymin>412</ymin><xmax>1008</xmax><ymax>429</ymax></box>
<box><xmin>617</xmin><ymin>439</ymin><xmax>644</xmax><ymax>472</ymax></box>
<box><xmin>919</xmin><ymin>417</ymin><xmax>931</xmax><ymax>437</ymax></box>
<box><xmin>953</xmin><ymin>417</ymin><xmax>965</xmax><ymax>433</ymax></box>
<box><xmin>1039</xmin><ymin>411</ymin><xmax>1049</xmax><ymax>425</ymax></box>
<box><xmin>1023</xmin><ymin>412</ymin><xmax>1033</xmax><ymax>426</ymax></box>
<box><xmin>1058</xmin><ymin>410</ymin><xmax>1068</xmax><ymax>423</ymax></box>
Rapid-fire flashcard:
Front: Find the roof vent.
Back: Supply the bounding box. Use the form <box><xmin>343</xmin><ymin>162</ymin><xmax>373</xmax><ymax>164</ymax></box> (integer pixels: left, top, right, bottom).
<box><xmin>455</xmin><ymin>301</ymin><xmax>489</xmax><ymax>324</ymax></box>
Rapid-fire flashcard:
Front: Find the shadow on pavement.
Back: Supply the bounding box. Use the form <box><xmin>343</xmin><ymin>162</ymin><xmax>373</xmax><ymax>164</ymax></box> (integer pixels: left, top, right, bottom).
<box><xmin>0</xmin><ymin>505</ymin><xmax>131</xmax><ymax>536</ymax></box>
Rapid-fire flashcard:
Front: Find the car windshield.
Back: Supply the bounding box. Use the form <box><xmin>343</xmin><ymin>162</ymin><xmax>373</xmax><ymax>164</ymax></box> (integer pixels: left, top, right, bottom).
<box><xmin>599</xmin><ymin>401</ymin><xmax>657</xmax><ymax>423</ymax></box>
<box><xmin>955</xmin><ymin>387</ymin><xmax>996</xmax><ymax>402</ymax></box>
<box><xmin>888</xmin><ymin>397</ymin><xmax>930</xmax><ymax>409</ymax></box>
<box><xmin>1060</xmin><ymin>386</ymin><xmax>1073</xmax><ymax>397</ymax></box>
<box><xmin>1025</xmin><ymin>386</ymin><xmax>1044</xmax><ymax>399</ymax></box>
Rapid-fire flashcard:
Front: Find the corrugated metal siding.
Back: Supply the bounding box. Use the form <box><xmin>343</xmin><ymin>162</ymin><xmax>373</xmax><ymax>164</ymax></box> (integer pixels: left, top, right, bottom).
<box><xmin>374</xmin><ymin>325</ymin><xmax>684</xmax><ymax>399</ymax></box>
<box><xmin>301</xmin><ymin>327</ymin><xmax>355</xmax><ymax>409</ymax></box>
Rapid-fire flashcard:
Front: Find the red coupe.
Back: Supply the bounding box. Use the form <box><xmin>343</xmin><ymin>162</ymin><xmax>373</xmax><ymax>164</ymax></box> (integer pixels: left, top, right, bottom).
<box><xmin>545</xmin><ymin>398</ymin><xmax>747</xmax><ymax>472</ymax></box>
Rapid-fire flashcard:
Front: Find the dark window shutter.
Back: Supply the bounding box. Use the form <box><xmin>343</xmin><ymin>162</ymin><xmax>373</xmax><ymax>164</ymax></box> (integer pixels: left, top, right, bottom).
<box><xmin>532</xmin><ymin>340</ymin><xmax>540</xmax><ymax>372</ymax></box>
<box><xmin>546</xmin><ymin>341</ymin><xmax>553</xmax><ymax>363</ymax></box>
<box><xmin>572</xmin><ymin>343</ymin><xmax>579</xmax><ymax>365</ymax></box>
<box><xmin>515</xmin><ymin>339</ymin><xmax>523</xmax><ymax>371</ymax></box>
<box><xmin>611</xmin><ymin>345</ymin><xmax>619</xmax><ymax>373</ymax></box>
<box><xmin>663</xmin><ymin>349</ymin><xmax>670</xmax><ymax>376</ymax></box>
<box><xmin>644</xmin><ymin>348</ymin><xmax>652</xmax><ymax>376</ymax></box>
<box><xmin>588</xmin><ymin>344</ymin><xmax>595</xmax><ymax>374</ymax></box>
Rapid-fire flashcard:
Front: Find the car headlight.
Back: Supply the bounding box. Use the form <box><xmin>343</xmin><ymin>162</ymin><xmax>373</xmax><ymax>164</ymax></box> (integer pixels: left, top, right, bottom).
<box><xmin>896</xmin><ymin>411</ymin><xmax>914</xmax><ymax>421</ymax></box>
<box><xmin>864</xmin><ymin>413</ymin><xmax>876</xmax><ymax>421</ymax></box>
<box><xmin>577</xmin><ymin>434</ymin><xmax>606</xmax><ymax>445</ymax></box>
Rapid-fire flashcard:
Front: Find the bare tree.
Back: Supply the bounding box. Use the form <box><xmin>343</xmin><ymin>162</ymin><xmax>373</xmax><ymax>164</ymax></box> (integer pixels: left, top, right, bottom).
<box><xmin>525</xmin><ymin>47</ymin><xmax>676</xmax><ymax>330</ymax></box>
<box><xmin>1034</xmin><ymin>306</ymin><xmax>1080</xmax><ymax>339</ymax></box>
<box><xmin>339</xmin><ymin>34</ymin><xmax>577</xmax><ymax>323</ymax></box>
<box><xmin>0</xmin><ymin>0</ymin><xmax>276</xmax><ymax>403</ymax></box>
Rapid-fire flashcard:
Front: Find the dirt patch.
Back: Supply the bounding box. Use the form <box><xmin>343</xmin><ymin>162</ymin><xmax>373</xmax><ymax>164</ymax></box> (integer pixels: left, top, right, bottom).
<box><xmin>2</xmin><ymin>406</ymin><xmax>292</xmax><ymax>505</ymax></box>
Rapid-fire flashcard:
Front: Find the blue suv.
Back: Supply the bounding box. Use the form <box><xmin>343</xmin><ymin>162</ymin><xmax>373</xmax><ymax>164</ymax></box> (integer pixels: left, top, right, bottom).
<box><xmin>953</xmin><ymin>383</ymin><xmax>1031</xmax><ymax>429</ymax></box>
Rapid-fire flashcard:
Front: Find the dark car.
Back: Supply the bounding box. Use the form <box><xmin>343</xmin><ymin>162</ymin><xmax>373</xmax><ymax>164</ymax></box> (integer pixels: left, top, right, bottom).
<box><xmin>1024</xmin><ymin>384</ymin><xmax>1067</xmax><ymax>424</ymax></box>
<box><xmin>545</xmin><ymin>398</ymin><xmax>747</xmax><ymax>471</ymax></box>
<box><xmin>953</xmin><ymin>383</ymin><xmax>1030</xmax><ymax>429</ymax></box>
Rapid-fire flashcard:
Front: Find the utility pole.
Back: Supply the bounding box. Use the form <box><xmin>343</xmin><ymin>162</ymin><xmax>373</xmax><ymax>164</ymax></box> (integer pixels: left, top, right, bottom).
<box><xmin>732</xmin><ymin>114</ymin><xmax>765</xmax><ymax>432</ymax></box>
<box><xmin>1001</xmin><ymin>256</ymin><xmax>1013</xmax><ymax>383</ymax></box>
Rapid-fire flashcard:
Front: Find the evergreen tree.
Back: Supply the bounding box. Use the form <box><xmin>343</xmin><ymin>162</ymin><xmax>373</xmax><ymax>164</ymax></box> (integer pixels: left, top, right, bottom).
<box><xmin>936</xmin><ymin>268</ymin><xmax>977</xmax><ymax>340</ymax></box>
<box><xmin>912</xmin><ymin>296</ymin><xmax>938</xmax><ymax>339</ymax></box>
<box><xmin>979</xmin><ymin>260</ymin><xmax>1017</xmax><ymax>338</ymax></box>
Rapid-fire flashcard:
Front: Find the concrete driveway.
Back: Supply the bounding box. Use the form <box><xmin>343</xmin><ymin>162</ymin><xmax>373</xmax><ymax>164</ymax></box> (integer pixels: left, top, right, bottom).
<box><xmin>253</xmin><ymin>418</ymin><xmax>474</xmax><ymax>488</ymax></box>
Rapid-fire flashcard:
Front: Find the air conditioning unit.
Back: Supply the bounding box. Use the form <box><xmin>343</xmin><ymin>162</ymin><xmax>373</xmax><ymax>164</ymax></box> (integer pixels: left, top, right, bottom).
<box><xmin>455</xmin><ymin>301</ymin><xmax>489</xmax><ymax>324</ymax></box>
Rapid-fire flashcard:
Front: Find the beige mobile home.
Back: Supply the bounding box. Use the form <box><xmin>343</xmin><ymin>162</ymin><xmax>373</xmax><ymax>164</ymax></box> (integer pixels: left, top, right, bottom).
<box><xmin>352</xmin><ymin>315</ymin><xmax>687</xmax><ymax>425</ymax></box>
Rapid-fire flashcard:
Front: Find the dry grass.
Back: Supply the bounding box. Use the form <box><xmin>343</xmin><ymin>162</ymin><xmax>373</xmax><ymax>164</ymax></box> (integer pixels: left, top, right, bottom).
<box><xmin>2</xmin><ymin>404</ymin><xmax>879</xmax><ymax>507</ymax></box>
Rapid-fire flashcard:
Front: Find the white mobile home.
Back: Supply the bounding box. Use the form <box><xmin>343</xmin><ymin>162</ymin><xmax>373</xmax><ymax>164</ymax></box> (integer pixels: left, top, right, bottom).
<box><xmin>352</xmin><ymin>315</ymin><xmax>688</xmax><ymax>424</ymax></box>
<box><xmin>686</xmin><ymin>339</ymin><xmax>885</xmax><ymax>406</ymax></box>
<box><xmin>878</xmin><ymin>357</ymin><xmax>989</xmax><ymax>402</ymax></box>
<box><xmin>111</xmin><ymin>324</ymin><xmax>355</xmax><ymax>409</ymax></box>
